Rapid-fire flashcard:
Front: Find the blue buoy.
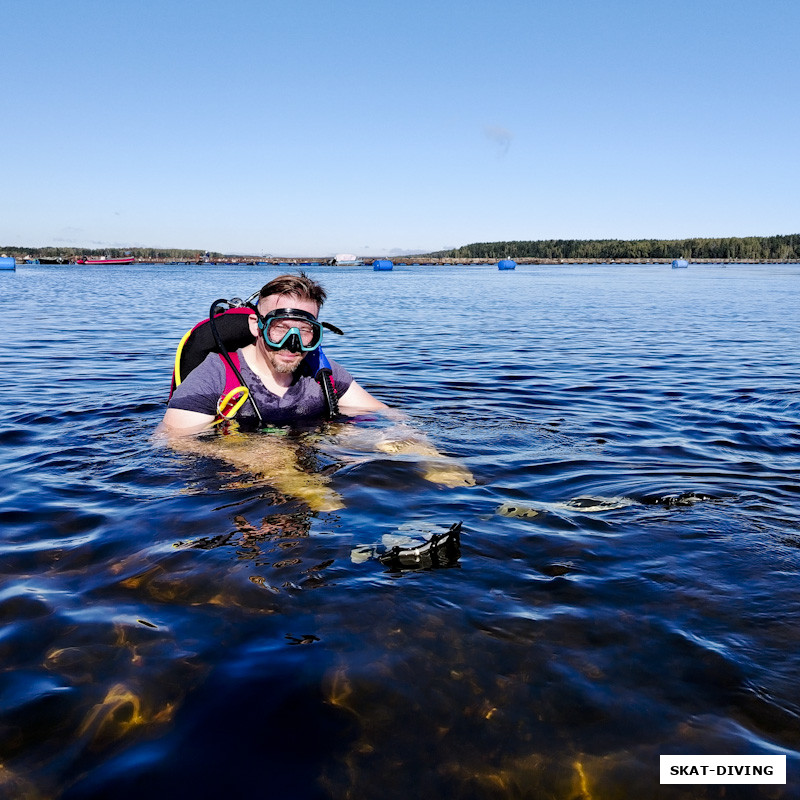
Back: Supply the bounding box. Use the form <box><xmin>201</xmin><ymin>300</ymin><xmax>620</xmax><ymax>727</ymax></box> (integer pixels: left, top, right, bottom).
<box><xmin>0</xmin><ymin>256</ymin><xmax>16</xmax><ymax>271</ymax></box>
<box><xmin>373</xmin><ymin>259</ymin><xmax>393</xmax><ymax>271</ymax></box>
<box><xmin>498</xmin><ymin>259</ymin><xmax>516</xmax><ymax>270</ymax></box>
<box><xmin>672</xmin><ymin>259</ymin><xmax>689</xmax><ymax>269</ymax></box>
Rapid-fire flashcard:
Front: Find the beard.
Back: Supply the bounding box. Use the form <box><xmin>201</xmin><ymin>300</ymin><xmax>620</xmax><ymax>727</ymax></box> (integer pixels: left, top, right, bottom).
<box><xmin>265</xmin><ymin>347</ymin><xmax>304</xmax><ymax>374</ymax></box>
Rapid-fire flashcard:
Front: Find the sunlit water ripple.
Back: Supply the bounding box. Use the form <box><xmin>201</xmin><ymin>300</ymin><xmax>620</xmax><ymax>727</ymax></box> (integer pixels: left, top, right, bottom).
<box><xmin>2</xmin><ymin>262</ymin><xmax>800</xmax><ymax>799</ymax></box>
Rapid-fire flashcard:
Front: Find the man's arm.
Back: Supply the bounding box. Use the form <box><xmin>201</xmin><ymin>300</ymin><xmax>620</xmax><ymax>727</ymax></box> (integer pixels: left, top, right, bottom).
<box><xmin>158</xmin><ymin>407</ymin><xmax>217</xmax><ymax>437</ymax></box>
<box><xmin>337</xmin><ymin>380</ymin><xmax>390</xmax><ymax>414</ymax></box>
<box><xmin>159</xmin><ymin>353</ymin><xmax>225</xmax><ymax>436</ymax></box>
<box><xmin>159</xmin><ymin>379</ymin><xmax>387</xmax><ymax>434</ymax></box>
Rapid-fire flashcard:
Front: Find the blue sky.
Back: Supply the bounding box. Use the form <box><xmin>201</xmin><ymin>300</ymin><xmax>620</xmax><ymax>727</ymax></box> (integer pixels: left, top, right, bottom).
<box><xmin>3</xmin><ymin>0</ymin><xmax>798</xmax><ymax>256</ymax></box>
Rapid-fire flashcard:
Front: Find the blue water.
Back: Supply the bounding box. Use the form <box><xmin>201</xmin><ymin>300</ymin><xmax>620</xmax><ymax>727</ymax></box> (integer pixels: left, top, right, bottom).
<box><xmin>2</xmin><ymin>262</ymin><xmax>800</xmax><ymax>799</ymax></box>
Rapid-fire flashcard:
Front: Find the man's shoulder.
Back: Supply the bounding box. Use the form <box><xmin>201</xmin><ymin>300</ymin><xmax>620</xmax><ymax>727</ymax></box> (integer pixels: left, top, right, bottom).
<box><xmin>193</xmin><ymin>350</ymin><xmax>227</xmax><ymax>377</ymax></box>
<box><xmin>176</xmin><ymin>351</ymin><xmax>227</xmax><ymax>393</ymax></box>
<box><xmin>168</xmin><ymin>350</ymin><xmax>228</xmax><ymax>413</ymax></box>
<box><xmin>327</xmin><ymin>356</ymin><xmax>354</xmax><ymax>394</ymax></box>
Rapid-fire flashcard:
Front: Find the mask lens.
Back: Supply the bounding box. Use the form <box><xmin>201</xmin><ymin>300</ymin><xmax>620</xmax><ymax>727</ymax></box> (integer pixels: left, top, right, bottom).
<box><xmin>267</xmin><ymin>319</ymin><xmax>315</xmax><ymax>346</ymax></box>
<box><xmin>259</xmin><ymin>309</ymin><xmax>322</xmax><ymax>352</ymax></box>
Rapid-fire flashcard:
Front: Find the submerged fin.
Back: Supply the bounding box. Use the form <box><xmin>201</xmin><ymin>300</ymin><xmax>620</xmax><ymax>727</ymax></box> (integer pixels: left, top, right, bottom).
<box><xmin>378</xmin><ymin>521</ymin><xmax>462</xmax><ymax>570</ymax></box>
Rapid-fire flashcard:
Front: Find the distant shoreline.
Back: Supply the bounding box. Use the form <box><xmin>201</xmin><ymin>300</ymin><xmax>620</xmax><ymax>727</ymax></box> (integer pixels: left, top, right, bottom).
<box><xmin>4</xmin><ymin>234</ymin><xmax>799</xmax><ymax>266</ymax></box>
<box><xmin>7</xmin><ymin>257</ymin><xmax>800</xmax><ymax>266</ymax></box>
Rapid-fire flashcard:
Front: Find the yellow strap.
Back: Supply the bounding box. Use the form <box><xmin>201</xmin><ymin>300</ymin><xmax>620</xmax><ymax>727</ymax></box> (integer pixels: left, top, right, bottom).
<box><xmin>173</xmin><ymin>328</ymin><xmax>194</xmax><ymax>388</ymax></box>
<box><xmin>212</xmin><ymin>386</ymin><xmax>250</xmax><ymax>424</ymax></box>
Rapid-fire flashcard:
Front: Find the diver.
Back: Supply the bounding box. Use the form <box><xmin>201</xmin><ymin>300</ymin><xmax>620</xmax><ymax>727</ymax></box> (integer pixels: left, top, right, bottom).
<box><xmin>160</xmin><ymin>273</ymin><xmax>388</xmax><ymax>434</ymax></box>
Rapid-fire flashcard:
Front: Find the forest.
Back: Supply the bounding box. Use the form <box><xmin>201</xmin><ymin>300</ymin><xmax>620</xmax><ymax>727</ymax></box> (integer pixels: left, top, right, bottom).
<box><xmin>435</xmin><ymin>235</ymin><xmax>800</xmax><ymax>261</ymax></box>
<box><xmin>0</xmin><ymin>246</ymin><xmax>227</xmax><ymax>261</ymax></box>
<box><xmin>6</xmin><ymin>235</ymin><xmax>800</xmax><ymax>263</ymax></box>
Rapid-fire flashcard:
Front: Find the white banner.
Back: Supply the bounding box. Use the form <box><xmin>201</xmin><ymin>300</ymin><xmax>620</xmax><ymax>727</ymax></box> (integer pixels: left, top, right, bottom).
<box><xmin>660</xmin><ymin>755</ymin><xmax>786</xmax><ymax>784</ymax></box>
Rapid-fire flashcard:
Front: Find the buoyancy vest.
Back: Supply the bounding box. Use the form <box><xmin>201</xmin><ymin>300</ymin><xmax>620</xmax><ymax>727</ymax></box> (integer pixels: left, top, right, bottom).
<box><xmin>215</xmin><ymin>348</ymin><xmax>338</xmax><ymax>423</ymax></box>
<box><xmin>169</xmin><ymin>304</ymin><xmax>339</xmax><ymax>423</ymax></box>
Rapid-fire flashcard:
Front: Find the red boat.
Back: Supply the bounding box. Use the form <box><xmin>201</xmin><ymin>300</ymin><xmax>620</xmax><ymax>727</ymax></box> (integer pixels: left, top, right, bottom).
<box><xmin>75</xmin><ymin>256</ymin><xmax>136</xmax><ymax>265</ymax></box>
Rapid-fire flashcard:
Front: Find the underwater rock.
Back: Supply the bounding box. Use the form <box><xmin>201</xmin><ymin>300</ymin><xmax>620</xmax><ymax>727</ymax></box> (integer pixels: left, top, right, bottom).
<box><xmin>497</xmin><ymin>502</ymin><xmax>540</xmax><ymax>519</ymax></box>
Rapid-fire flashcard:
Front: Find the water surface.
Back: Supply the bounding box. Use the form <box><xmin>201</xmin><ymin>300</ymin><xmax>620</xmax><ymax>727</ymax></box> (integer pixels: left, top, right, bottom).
<box><xmin>2</xmin><ymin>262</ymin><xmax>799</xmax><ymax>798</ymax></box>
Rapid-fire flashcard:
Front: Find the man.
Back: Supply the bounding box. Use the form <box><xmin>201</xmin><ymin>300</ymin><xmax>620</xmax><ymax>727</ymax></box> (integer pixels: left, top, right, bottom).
<box><xmin>161</xmin><ymin>273</ymin><xmax>387</xmax><ymax>434</ymax></box>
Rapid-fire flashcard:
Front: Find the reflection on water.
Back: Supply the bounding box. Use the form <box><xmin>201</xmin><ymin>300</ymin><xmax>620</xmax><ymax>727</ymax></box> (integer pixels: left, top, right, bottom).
<box><xmin>2</xmin><ymin>263</ymin><xmax>800</xmax><ymax>798</ymax></box>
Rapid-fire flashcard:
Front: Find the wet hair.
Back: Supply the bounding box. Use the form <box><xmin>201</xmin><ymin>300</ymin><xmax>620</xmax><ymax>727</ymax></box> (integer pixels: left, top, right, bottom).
<box><xmin>258</xmin><ymin>272</ymin><xmax>327</xmax><ymax>309</ymax></box>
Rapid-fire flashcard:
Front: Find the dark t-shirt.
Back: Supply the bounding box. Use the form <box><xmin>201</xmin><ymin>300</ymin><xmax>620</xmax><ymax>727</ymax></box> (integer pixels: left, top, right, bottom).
<box><xmin>169</xmin><ymin>349</ymin><xmax>353</xmax><ymax>424</ymax></box>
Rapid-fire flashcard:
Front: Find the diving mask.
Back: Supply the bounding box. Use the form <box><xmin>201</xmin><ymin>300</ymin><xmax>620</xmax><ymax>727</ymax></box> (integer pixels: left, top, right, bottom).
<box><xmin>256</xmin><ymin>307</ymin><xmax>324</xmax><ymax>353</ymax></box>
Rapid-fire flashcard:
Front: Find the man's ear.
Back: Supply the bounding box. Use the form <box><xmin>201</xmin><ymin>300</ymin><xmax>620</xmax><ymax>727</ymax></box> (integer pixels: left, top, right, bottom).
<box><xmin>248</xmin><ymin>313</ymin><xmax>260</xmax><ymax>338</ymax></box>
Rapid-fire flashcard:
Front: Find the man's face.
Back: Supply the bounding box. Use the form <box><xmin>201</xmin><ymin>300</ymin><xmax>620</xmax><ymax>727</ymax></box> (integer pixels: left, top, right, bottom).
<box><xmin>253</xmin><ymin>293</ymin><xmax>321</xmax><ymax>374</ymax></box>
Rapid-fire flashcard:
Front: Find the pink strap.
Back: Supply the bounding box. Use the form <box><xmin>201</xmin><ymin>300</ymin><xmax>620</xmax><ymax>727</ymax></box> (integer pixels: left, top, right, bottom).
<box><xmin>217</xmin><ymin>351</ymin><xmax>247</xmax><ymax>417</ymax></box>
<box><xmin>220</xmin><ymin>351</ymin><xmax>242</xmax><ymax>395</ymax></box>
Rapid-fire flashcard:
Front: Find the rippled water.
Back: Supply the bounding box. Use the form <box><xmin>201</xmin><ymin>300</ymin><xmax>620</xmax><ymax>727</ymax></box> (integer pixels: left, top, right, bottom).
<box><xmin>2</xmin><ymin>262</ymin><xmax>800</xmax><ymax>799</ymax></box>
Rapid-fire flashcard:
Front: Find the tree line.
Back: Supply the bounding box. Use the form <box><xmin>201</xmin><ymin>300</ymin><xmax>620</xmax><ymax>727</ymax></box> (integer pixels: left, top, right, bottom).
<box><xmin>0</xmin><ymin>246</ymin><xmax>227</xmax><ymax>260</ymax></box>
<box><xmin>434</xmin><ymin>235</ymin><xmax>800</xmax><ymax>261</ymax></box>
